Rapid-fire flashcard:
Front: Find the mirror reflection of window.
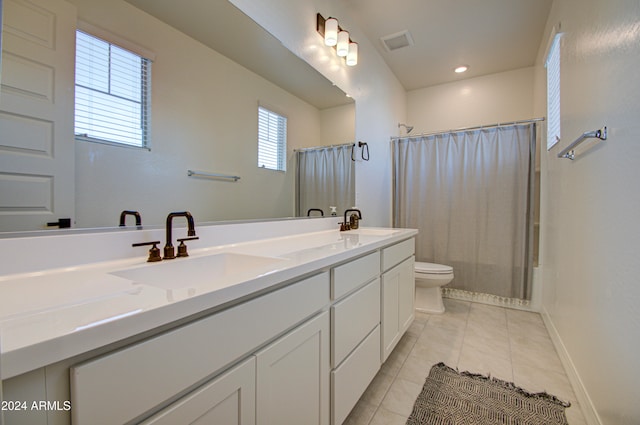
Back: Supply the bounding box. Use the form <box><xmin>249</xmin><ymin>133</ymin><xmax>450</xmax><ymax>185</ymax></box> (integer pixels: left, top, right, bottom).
<box><xmin>75</xmin><ymin>30</ymin><xmax>152</xmax><ymax>149</ymax></box>
<box><xmin>258</xmin><ymin>105</ymin><xmax>287</xmax><ymax>172</ymax></box>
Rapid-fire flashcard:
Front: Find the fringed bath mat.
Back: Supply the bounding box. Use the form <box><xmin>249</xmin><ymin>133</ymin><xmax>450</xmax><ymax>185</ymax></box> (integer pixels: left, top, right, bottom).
<box><xmin>406</xmin><ymin>362</ymin><xmax>571</xmax><ymax>425</ymax></box>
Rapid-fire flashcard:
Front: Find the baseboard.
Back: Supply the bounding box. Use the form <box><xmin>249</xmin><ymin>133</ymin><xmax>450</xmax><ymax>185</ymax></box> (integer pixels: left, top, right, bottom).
<box><xmin>540</xmin><ymin>307</ymin><xmax>603</xmax><ymax>425</ymax></box>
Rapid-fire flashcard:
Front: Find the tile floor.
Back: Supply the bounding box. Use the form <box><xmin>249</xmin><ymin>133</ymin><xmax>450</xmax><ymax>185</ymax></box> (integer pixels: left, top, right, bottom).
<box><xmin>343</xmin><ymin>298</ymin><xmax>588</xmax><ymax>425</ymax></box>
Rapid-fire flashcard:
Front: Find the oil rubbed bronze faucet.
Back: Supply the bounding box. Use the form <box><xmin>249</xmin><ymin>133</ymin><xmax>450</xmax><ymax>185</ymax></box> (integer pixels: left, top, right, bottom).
<box><xmin>164</xmin><ymin>211</ymin><xmax>198</xmax><ymax>259</ymax></box>
<box><xmin>341</xmin><ymin>209</ymin><xmax>362</xmax><ymax>231</ymax></box>
<box><xmin>119</xmin><ymin>210</ymin><xmax>142</xmax><ymax>227</ymax></box>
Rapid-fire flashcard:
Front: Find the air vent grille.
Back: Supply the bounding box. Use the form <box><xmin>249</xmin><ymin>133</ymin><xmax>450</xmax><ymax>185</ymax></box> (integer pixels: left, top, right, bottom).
<box><xmin>380</xmin><ymin>30</ymin><xmax>414</xmax><ymax>52</ymax></box>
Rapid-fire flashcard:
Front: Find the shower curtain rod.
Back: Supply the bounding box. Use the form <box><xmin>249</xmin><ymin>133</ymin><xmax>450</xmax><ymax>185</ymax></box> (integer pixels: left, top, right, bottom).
<box><xmin>294</xmin><ymin>142</ymin><xmax>354</xmax><ymax>152</ymax></box>
<box><xmin>390</xmin><ymin>117</ymin><xmax>545</xmax><ymax>141</ymax></box>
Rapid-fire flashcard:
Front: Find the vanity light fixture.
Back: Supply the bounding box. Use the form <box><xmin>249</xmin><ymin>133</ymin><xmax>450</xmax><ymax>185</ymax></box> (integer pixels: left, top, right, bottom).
<box><xmin>346</xmin><ymin>42</ymin><xmax>358</xmax><ymax>66</ymax></box>
<box><xmin>324</xmin><ymin>17</ymin><xmax>338</xmax><ymax>46</ymax></box>
<box><xmin>317</xmin><ymin>13</ymin><xmax>358</xmax><ymax>66</ymax></box>
<box><xmin>336</xmin><ymin>30</ymin><xmax>350</xmax><ymax>56</ymax></box>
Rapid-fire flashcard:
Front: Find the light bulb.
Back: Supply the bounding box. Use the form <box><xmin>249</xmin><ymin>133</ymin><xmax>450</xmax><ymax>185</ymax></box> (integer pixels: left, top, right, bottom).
<box><xmin>337</xmin><ymin>30</ymin><xmax>349</xmax><ymax>57</ymax></box>
<box><xmin>324</xmin><ymin>18</ymin><xmax>338</xmax><ymax>46</ymax></box>
<box><xmin>346</xmin><ymin>42</ymin><xmax>358</xmax><ymax>66</ymax></box>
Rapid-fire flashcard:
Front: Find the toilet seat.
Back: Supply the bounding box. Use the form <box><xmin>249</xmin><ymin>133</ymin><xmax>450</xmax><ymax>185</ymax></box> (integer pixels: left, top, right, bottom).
<box><xmin>415</xmin><ymin>262</ymin><xmax>453</xmax><ymax>275</ymax></box>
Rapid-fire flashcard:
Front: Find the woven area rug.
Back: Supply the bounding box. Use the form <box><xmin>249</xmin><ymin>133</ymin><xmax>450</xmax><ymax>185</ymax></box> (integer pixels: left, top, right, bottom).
<box><xmin>406</xmin><ymin>362</ymin><xmax>571</xmax><ymax>425</ymax></box>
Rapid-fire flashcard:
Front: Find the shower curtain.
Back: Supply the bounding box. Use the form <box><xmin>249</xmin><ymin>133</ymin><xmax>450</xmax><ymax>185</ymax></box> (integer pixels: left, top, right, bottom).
<box><xmin>296</xmin><ymin>144</ymin><xmax>355</xmax><ymax>217</ymax></box>
<box><xmin>393</xmin><ymin>124</ymin><xmax>536</xmax><ymax>300</ymax></box>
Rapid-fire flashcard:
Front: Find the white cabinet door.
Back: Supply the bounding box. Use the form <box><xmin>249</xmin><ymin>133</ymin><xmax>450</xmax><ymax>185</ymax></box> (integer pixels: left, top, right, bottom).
<box><xmin>0</xmin><ymin>0</ymin><xmax>76</xmax><ymax>231</ymax></box>
<box><xmin>381</xmin><ymin>256</ymin><xmax>415</xmax><ymax>361</ymax></box>
<box><xmin>256</xmin><ymin>311</ymin><xmax>329</xmax><ymax>425</ymax></box>
<box><xmin>141</xmin><ymin>357</ymin><xmax>255</xmax><ymax>425</ymax></box>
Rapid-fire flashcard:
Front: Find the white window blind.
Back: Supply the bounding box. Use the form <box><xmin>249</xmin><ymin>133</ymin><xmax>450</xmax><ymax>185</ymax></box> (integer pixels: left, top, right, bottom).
<box><xmin>546</xmin><ymin>33</ymin><xmax>562</xmax><ymax>150</ymax></box>
<box><xmin>258</xmin><ymin>106</ymin><xmax>287</xmax><ymax>171</ymax></box>
<box><xmin>75</xmin><ymin>30</ymin><xmax>151</xmax><ymax>148</ymax></box>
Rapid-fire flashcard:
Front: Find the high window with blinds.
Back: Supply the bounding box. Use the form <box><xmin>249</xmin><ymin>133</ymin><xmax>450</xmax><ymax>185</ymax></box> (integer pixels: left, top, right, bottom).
<box><xmin>258</xmin><ymin>105</ymin><xmax>287</xmax><ymax>171</ymax></box>
<box><xmin>546</xmin><ymin>33</ymin><xmax>562</xmax><ymax>150</ymax></box>
<box><xmin>75</xmin><ymin>30</ymin><xmax>151</xmax><ymax>148</ymax></box>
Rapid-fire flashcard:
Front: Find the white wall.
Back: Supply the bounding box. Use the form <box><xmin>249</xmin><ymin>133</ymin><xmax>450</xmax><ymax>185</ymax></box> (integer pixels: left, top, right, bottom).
<box><xmin>71</xmin><ymin>0</ymin><xmax>325</xmax><ymax>228</ymax></box>
<box><xmin>405</xmin><ymin>70</ymin><xmax>537</xmax><ymax>201</ymax></box>
<box><xmin>536</xmin><ymin>0</ymin><xmax>640</xmax><ymax>423</ymax></box>
<box><xmin>407</xmin><ymin>67</ymin><xmax>535</xmax><ymax>134</ymax></box>
<box><xmin>229</xmin><ymin>0</ymin><xmax>407</xmax><ymax>227</ymax></box>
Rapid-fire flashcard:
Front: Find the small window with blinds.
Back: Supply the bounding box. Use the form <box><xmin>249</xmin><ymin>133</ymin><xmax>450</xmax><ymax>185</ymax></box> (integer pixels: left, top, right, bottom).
<box><xmin>546</xmin><ymin>33</ymin><xmax>562</xmax><ymax>150</ymax></box>
<box><xmin>75</xmin><ymin>30</ymin><xmax>151</xmax><ymax>148</ymax></box>
<box><xmin>258</xmin><ymin>105</ymin><xmax>287</xmax><ymax>171</ymax></box>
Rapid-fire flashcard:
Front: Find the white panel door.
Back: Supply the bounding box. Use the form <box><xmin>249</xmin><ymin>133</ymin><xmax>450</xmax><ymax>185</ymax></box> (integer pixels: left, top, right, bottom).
<box><xmin>381</xmin><ymin>256</ymin><xmax>415</xmax><ymax>361</ymax></box>
<box><xmin>141</xmin><ymin>357</ymin><xmax>256</xmax><ymax>425</ymax></box>
<box><xmin>0</xmin><ymin>0</ymin><xmax>76</xmax><ymax>231</ymax></box>
<box><xmin>256</xmin><ymin>311</ymin><xmax>329</xmax><ymax>425</ymax></box>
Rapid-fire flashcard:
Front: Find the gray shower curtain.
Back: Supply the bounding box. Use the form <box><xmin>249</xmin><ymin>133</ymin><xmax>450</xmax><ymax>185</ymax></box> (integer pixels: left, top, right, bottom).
<box><xmin>393</xmin><ymin>124</ymin><xmax>536</xmax><ymax>300</ymax></box>
<box><xmin>296</xmin><ymin>144</ymin><xmax>355</xmax><ymax>217</ymax></box>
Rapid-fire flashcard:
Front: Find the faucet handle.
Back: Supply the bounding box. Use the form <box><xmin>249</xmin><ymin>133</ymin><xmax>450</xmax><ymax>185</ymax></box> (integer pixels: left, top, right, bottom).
<box><xmin>176</xmin><ymin>236</ymin><xmax>199</xmax><ymax>257</ymax></box>
<box><xmin>132</xmin><ymin>240</ymin><xmax>162</xmax><ymax>262</ymax></box>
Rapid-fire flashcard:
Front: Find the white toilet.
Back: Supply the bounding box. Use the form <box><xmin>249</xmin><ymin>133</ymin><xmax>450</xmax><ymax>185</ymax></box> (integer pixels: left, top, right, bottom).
<box><xmin>414</xmin><ymin>262</ymin><xmax>454</xmax><ymax>314</ymax></box>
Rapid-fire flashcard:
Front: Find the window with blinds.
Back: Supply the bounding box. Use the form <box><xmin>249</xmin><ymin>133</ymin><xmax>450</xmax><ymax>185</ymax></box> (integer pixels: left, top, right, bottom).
<box><xmin>75</xmin><ymin>30</ymin><xmax>151</xmax><ymax>148</ymax></box>
<box><xmin>546</xmin><ymin>33</ymin><xmax>562</xmax><ymax>150</ymax></box>
<box><xmin>258</xmin><ymin>105</ymin><xmax>287</xmax><ymax>171</ymax></box>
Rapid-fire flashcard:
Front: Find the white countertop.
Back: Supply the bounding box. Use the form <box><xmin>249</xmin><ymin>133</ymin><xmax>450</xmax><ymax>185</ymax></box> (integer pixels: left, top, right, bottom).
<box><xmin>0</xmin><ymin>227</ymin><xmax>416</xmax><ymax>379</ymax></box>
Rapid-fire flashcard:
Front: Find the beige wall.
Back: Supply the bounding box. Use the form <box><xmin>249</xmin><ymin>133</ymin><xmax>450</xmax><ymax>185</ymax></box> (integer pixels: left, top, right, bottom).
<box><xmin>320</xmin><ymin>103</ymin><xmax>356</xmax><ymax>146</ymax></box>
<box><xmin>229</xmin><ymin>0</ymin><xmax>407</xmax><ymax>227</ymax></box>
<box><xmin>407</xmin><ymin>67</ymin><xmax>536</xmax><ymax>134</ymax></box>
<box><xmin>71</xmin><ymin>0</ymin><xmax>328</xmax><ymax>228</ymax></box>
<box><xmin>536</xmin><ymin>0</ymin><xmax>640</xmax><ymax>423</ymax></box>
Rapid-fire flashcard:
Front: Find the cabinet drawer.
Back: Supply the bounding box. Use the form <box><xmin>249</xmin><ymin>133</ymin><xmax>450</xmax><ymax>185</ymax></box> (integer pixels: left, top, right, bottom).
<box><xmin>331</xmin><ymin>278</ymin><xmax>380</xmax><ymax>368</ymax></box>
<box><xmin>331</xmin><ymin>325</ymin><xmax>381</xmax><ymax>425</ymax></box>
<box><xmin>331</xmin><ymin>252</ymin><xmax>380</xmax><ymax>300</ymax></box>
<box><xmin>70</xmin><ymin>272</ymin><xmax>329</xmax><ymax>425</ymax></box>
<box><xmin>382</xmin><ymin>238</ymin><xmax>415</xmax><ymax>271</ymax></box>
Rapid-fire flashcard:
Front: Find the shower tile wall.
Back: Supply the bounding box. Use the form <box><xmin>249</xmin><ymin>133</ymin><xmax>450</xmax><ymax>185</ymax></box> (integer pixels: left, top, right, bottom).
<box><xmin>343</xmin><ymin>299</ymin><xmax>587</xmax><ymax>425</ymax></box>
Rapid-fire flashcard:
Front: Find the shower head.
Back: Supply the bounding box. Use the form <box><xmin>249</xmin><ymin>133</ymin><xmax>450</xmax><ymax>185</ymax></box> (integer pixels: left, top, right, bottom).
<box><xmin>398</xmin><ymin>123</ymin><xmax>414</xmax><ymax>134</ymax></box>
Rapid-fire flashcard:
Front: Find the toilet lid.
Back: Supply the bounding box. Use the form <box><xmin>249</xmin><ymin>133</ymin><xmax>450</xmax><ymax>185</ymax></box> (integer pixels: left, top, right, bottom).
<box><xmin>415</xmin><ymin>261</ymin><xmax>453</xmax><ymax>274</ymax></box>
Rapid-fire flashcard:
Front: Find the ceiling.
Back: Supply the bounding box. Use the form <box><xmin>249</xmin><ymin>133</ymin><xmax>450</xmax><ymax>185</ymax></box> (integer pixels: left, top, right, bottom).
<box><xmin>344</xmin><ymin>0</ymin><xmax>554</xmax><ymax>90</ymax></box>
<box><xmin>126</xmin><ymin>0</ymin><xmax>553</xmax><ymax>106</ymax></box>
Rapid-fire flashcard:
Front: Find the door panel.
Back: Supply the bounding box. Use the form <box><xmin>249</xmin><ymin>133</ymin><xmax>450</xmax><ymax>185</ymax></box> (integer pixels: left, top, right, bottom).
<box><xmin>0</xmin><ymin>0</ymin><xmax>76</xmax><ymax>231</ymax></box>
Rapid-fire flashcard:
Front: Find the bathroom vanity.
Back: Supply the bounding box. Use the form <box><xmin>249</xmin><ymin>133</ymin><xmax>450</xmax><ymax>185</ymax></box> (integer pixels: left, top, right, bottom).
<box><xmin>0</xmin><ymin>220</ymin><xmax>416</xmax><ymax>425</ymax></box>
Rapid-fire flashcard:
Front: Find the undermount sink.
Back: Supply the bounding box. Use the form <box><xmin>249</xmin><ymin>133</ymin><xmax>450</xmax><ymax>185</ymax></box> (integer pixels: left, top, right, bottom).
<box><xmin>111</xmin><ymin>253</ymin><xmax>287</xmax><ymax>290</ymax></box>
<box><xmin>351</xmin><ymin>228</ymin><xmax>400</xmax><ymax>236</ymax></box>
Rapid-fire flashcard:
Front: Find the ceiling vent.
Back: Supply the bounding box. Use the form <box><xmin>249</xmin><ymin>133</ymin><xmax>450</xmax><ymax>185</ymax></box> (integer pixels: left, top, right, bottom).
<box><xmin>380</xmin><ymin>30</ymin><xmax>414</xmax><ymax>52</ymax></box>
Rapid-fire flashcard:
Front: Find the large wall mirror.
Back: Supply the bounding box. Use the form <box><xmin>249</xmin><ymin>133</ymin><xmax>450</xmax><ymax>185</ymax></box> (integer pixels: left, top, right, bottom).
<box><xmin>0</xmin><ymin>0</ymin><xmax>354</xmax><ymax>234</ymax></box>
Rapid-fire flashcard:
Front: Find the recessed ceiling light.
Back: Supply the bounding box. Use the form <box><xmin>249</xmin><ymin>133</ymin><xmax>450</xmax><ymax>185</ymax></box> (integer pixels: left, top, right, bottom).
<box><xmin>454</xmin><ymin>65</ymin><xmax>469</xmax><ymax>73</ymax></box>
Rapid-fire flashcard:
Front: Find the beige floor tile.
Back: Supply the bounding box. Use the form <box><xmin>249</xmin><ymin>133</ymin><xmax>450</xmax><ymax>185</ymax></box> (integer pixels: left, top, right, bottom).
<box><xmin>341</xmin><ymin>399</ymin><xmax>378</xmax><ymax>425</ymax></box>
<box><xmin>380</xmin><ymin>377</ymin><xmax>423</xmax><ymax>417</ymax></box>
<box><xmin>397</xmin><ymin>351</ymin><xmax>441</xmax><ymax>385</ymax></box>
<box><xmin>416</xmin><ymin>320</ymin><xmax>466</xmax><ymax>349</ymax></box>
<box><xmin>368</xmin><ymin>406</ymin><xmax>408</xmax><ymax>425</ymax></box>
<box><xmin>457</xmin><ymin>349</ymin><xmax>514</xmax><ymax>382</ymax></box>
<box><xmin>462</xmin><ymin>325</ymin><xmax>511</xmax><ymax>360</ymax></box>
<box><xmin>340</xmin><ymin>301</ymin><xmax>587</xmax><ymax>425</ymax></box>
<box><xmin>512</xmin><ymin>363</ymin><xmax>577</xmax><ymax>404</ymax></box>
<box><xmin>360</xmin><ymin>369</ymin><xmax>395</xmax><ymax>407</ymax></box>
<box><xmin>565</xmin><ymin>401</ymin><xmax>588</xmax><ymax>425</ymax></box>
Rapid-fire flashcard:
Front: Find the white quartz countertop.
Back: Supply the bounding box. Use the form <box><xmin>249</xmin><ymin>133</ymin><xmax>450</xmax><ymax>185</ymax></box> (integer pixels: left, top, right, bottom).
<box><xmin>0</xmin><ymin>227</ymin><xmax>416</xmax><ymax>379</ymax></box>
